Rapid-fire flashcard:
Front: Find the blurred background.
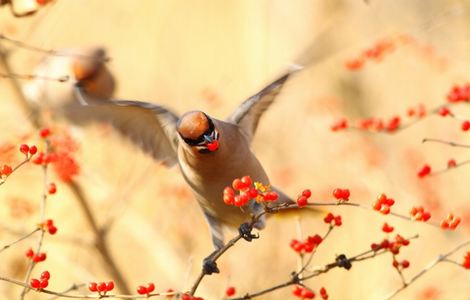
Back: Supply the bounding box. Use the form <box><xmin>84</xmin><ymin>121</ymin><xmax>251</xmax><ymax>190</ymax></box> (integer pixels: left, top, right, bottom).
<box><xmin>1</xmin><ymin>0</ymin><xmax>470</xmax><ymax>299</ymax></box>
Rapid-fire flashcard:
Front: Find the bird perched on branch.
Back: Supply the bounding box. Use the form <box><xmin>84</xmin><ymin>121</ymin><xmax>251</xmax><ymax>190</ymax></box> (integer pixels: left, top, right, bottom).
<box><xmin>62</xmin><ymin>36</ymin><xmax>331</xmax><ymax>274</ymax></box>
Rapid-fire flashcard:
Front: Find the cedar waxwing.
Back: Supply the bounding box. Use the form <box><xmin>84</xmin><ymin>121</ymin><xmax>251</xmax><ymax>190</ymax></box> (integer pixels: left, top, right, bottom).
<box><xmin>70</xmin><ymin>68</ymin><xmax>302</xmax><ymax>274</ymax></box>
<box><xmin>22</xmin><ymin>46</ymin><xmax>115</xmax><ymax>117</ymax></box>
<box><xmin>53</xmin><ymin>37</ymin><xmax>332</xmax><ymax>274</ymax></box>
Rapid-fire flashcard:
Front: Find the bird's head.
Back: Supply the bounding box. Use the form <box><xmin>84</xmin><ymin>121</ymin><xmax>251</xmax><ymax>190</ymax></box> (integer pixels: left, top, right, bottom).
<box><xmin>177</xmin><ymin>111</ymin><xmax>220</xmax><ymax>154</ymax></box>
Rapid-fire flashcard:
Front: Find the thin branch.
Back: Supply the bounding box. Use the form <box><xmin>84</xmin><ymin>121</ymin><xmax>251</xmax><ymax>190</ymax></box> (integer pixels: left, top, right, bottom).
<box><xmin>0</xmin><ymin>156</ymin><xmax>32</xmax><ymax>187</ymax></box>
<box><xmin>0</xmin><ymin>275</ymin><xmax>176</xmax><ymax>299</ymax></box>
<box><xmin>0</xmin><ymin>228</ymin><xmax>40</xmax><ymax>254</ymax></box>
<box><xmin>422</xmin><ymin>138</ymin><xmax>470</xmax><ymax>149</ymax></box>
<box><xmin>384</xmin><ymin>238</ymin><xmax>470</xmax><ymax>300</ymax></box>
<box><xmin>20</xmin><ymin>140</ymin><xmax>50</xmax><ymax>299</ymax></box>
<box><xmin>0</xmin><ymin>34</ymin><xmax>110</xmax><ymax>62</ymax></box>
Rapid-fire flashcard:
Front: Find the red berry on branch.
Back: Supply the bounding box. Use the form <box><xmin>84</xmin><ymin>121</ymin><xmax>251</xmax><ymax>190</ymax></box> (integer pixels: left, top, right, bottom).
<box><xmin>40</xmin><ymin>271</ymin><xmax>50</xmax><ymax>280</ymax></box>
<box><xmin>88</xmin><ymin>282</ymin><xmax>98</xmax><ymax>292</ymax></box>
<box><xmin>39</xmin><ymin>128</ymin><xmax>51</xmax><ymax>138</ymax></box>
<box><xmin>30</xmin><ymin>278</ymin><xmax>40</xmax><ymax>289</ymax></box>
<box><xmin>19</xmin><ymin>144</ymin><xmax>29</xmax><ymax>155</ymax></box>
<box><xmin>48</xmin><ymin>182</ymin><xmax>57</xmax><ymax>194</ymax></box>
<box><xmin>29</xmin><ymin>145</ymin><xmax>38</xmax><ymax>155</ymax></box>
<box><xmin>417</xmin><ymin>164</ymin><xmax>431</xmax><ymax>178</ymax></box>
<box><xmin>225</xmin><ymin>286</ymin><xmax>236</xmax><ymax>297</ymax></box>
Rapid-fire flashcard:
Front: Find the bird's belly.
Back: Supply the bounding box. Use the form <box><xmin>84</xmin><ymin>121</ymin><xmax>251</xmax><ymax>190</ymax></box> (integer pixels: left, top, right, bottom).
<box><xmin>179</xmin><ymin>159</ymin><xmax>269</xmax><ymax>228</ymax></box>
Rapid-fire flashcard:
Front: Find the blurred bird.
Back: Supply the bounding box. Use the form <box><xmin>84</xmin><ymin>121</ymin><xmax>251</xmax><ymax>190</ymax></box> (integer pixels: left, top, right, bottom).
<box><xmin>22</xmin><ymin>46</ymin><xmax>115</xmax><ymax>119</ymax></box>
<box><xmin>66</xmin><ymin>38</ymin><xmax>331</xmax><ymax>273</ymax></box>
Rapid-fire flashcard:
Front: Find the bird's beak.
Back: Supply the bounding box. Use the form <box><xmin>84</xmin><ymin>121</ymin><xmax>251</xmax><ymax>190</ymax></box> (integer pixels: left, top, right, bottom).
<box><xmin>204</xmin><ymin>134</ymin><xmax>219</xmax><ymax>152</ymax></box>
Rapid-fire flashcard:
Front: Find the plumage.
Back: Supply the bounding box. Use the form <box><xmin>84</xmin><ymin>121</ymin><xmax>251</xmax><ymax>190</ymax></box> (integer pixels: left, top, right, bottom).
<box><xmin>22</xmin><ymin>46</ymin><xmax>115</xmax><ymax>115</ymax></box>
<box><xmin>71</xmin><ymin>66</ymin><xmax>296</xmax><ymax>250</ymax></box>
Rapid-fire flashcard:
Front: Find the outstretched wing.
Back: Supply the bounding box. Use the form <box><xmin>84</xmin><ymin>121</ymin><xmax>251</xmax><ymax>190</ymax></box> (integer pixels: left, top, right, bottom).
<box><xmin>66</xmin><ymin>86</ymin><xmax>180</xmax><ymax>166</ymax></box>
<box><xmin>227</xmin><ymin>70</ymin><xmax>296</xmax><ymax>142</ymax></box>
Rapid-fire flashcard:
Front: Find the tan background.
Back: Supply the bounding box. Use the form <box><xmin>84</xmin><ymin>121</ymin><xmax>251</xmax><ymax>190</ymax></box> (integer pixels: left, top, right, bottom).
<box><xmin>1</xmin><ymin>0</ymin><xmax>470</xmax><ymax>299</ymax></box>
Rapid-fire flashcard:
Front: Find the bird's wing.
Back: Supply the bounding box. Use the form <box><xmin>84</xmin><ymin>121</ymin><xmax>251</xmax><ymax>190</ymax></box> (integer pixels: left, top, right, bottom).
<box><xmin>227</xmin><ymin>70</ymin><xmax>296</xmax><ymax>142</ymax></box>
<box><xmin>67</xmin><ymin>86</ymin><xmax>180</xmax><ymax>166</ymax></box>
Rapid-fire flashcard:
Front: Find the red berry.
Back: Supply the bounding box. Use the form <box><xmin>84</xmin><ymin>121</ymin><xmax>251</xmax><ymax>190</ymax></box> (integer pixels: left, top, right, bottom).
<box><xmin>418</xmin><ymin>164</ymin><xmax>431</xmax><ymax>178</ymax></box>
<box><xmin>232</xmin><ymin>178</ymin><xmax>245</xmax><ymax>191</ymax></box>
<box><xmin>332</xmin><ymin>188</ymin><xmax>343</xmax><ymax>199</ymax></box>
<box><xmin>225</xmin><ymin>286</ymin><xmax>236</xmax><ymax>296</ymax></box>
<box><xmin>334</xmin><ymin>215</ymin><xmax>342</xmax><ymax>226</ymax></box>
<box><xmin>48</xmin><ymin>183</ymin><xmax>57</xmax><ymax>194</ymax></box>
<box><xmin>19</xmin><ymin>144</ymin><xmax>29</xmax><ymax>155</ymax></box>
<box><xmin>48</xmin><ymin>225</ymin><xmax>57</xmax><ymax>235</ymax></box>
<box><xmin>206</xmin><ymin>140</ymin><xmax>219</xmax><ymax>152</ymax></box>
<box><xmin>447</xmin><ymin>159</ymin><xmax>457</xmax><ymax>168</ymax></box>
<box><xmin>39</xmin><ymin>128</ymin><xmax>51</xmax><ymax>138</ymax></box>
<box><xmin>462</xmin><ymin>120</ymin><xmax>470</xmax><ymax>131</ymax></box>
<box><xmin>41</xmin><ymin>271</ymin><xmax>50</xmax><ymax>280</ymax></box>
<box><xmin>320</xmin><ymin>287</ymin><xmax>328</xmax><ymax>300</ymax></box>
<box><xmin>26</xmin><ymin>248</ymin><xmax>34</xmax><ymax>258</ymax></box>
<box><xmin>30</xmin><ymin>278</ymin><xmax>40</xmax><ymax>289</ymax></box>
<box><xmin>302</xmin><ymin>189</ymin><xmax>312</xmax><ymax>198</ymax></box>
<box><xmin>382</xmin><ymin>223</ymin><xmax>394</xmax><ymax>233</ymax></box>
<box><xmin>1</xmin><ymin>165</ymin><xmax>13</xmax><ymax>176</ymax></box>
<box><xmin>29</xmin><ymin>145</ymin><xmax>38</xmax><ymax>155</ymax></box>
<box><xmin>106</xmin><ymin>281</ymin><xmax>114</xmax><ymax>291</ymax></box>
<box><xmin>345</xmin><ymin>58</ymin><xmax>364</xmax><ymax>71</ymax></box>
<box><xmin>438</xmin><ymin>107</ymin><xmax>451</xmax><ymax>117</ymax></box>
<box><xmin>97</xmin><ymin>282</ymin><xmax>107</xmax><ymax>292</ymax></box>
<box><xmin>147</xmin><ymin>283</ymin><xmax>155</xmax><ymax>293</ymax></box>
<box><xmin>40</xmin><ymin>279</ymin><xmax>48</xmax><ymax>289</ymax></box>
<box><xmin>297</xmin><ymin>195</ymin><xmax>308</xmax><ymax>208</ymax></box>
<box><xmin>223</xmin><ymin>194</ymin><xmax>234</xmax><ymax>205</ymax></box>
<box><xmin>88</xmin><ymin>282</ymin><xmax>98</xmax><ymax>292</ymax></box>
<box><xmin>137</xmin><ymin>286</ymin><xmax>147</xmax><ymax>295</ymax></box>
<box><xmin>401</xmin><ymin>260</ymin><xmax>410</xmax><ymax>268</ymax></box>
<box><xmin>248</xmin><ymin>188</ymin><xmax>258</xmax><ymax>198</ymax></box>
<box><xmin>240</xmin><ymin>176</ymin><xmax>252</xmax><ymax>187</ymax></box>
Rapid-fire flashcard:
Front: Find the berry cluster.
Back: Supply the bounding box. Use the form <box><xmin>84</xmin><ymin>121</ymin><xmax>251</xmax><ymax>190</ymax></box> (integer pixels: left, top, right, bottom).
<box><xmin>40</xmin><ymin>219</ymin><xmax>58</xmax><ymax>235</ymax></box>
<box><xmin>48</xmin><ymin>182</ymin><xmax>57</xmax><ymax>194</ymax></box>
<box><xmin>30</xmin><ymin>271</ymin><xmax>50</xmax><ymax>290</ymax></box>
<box><xmin>344</xmin><ymin>38</ymin><xmax>395</xmax><ymax>71</ymax></box>
<box><xmin>330</xmin><ymin>118</ymin><xmax>348</xmax><ymax>132</ymax></box>
<box><xmin>88</xmin><ymin>281</ymin><xmax>114</xmax><ymax>296</ymax></box>
<box><xmin>409</xmin><ymin>206</ymin><xmax>431</xmax><ymax>222</ymax></box>
<box><xmin>0</xmin><ymin>164</ymin><xmax>13</xmax><ymax>177</ymax></box>
<box><xmin>136</xmin><ymin>283</ymin><xmax>155</xmax><ymax>295</ymax></box>
<box><xmin>290</xmin><ymin>234</ymin><xmax>323</xmax><ymax>254</ymax></box>
<box><xmin>293</xmin><ymin>286</ymin><xmax>328</xmax><ymax>300</ymax></box>
<box><xmin>370</xmin><ymin>234</ymin><xmax>410</xmax><ymax>255</ymax></box>
<box><xmin>392</xmin><ymin>258</ymin><xmax>410</xmax><ymax>270</ymax></box>
<box><xmin>324</xmin><ymin>213</ymin><xmax>342</xmax><ymax>227</ymax></box>
<box><xmin>332</xmin><ymin>188</ymin><xmax>350</xmax><ymax>202</ymax></box>
<box><xmin>225</xmin><ymin>286</ymin><xmax>236</xmax><ymax>297</ymax></box>
<box><xmin>19</xmin><ymin>144</ymin><xmax>38</xmax><ymax>157</ymax></box>
<box><xmin>373</xmin><ymin>193</ymin><xmax>395</xmax><ymax>215</ymax></box>
<box><xmin>223</xmin><ymin>176</ymin><xmax>278</xmax><ymax>207</ymax></box>
<box><xmin>296</xmin><ymin>189</ymin><xmax>311</xmax><ymax>208</ymax></box>
<box><xmin>440</xmin><ymin>213</ymin><xmax>461</xmax><ymax>230</ymax></box>
<box><xmin>446</xmin><ymin>83</ymin><xmax>470</xmax><ymax>103</ymax></box>
<box><xmin>462</xmin><ymin>252</ymin><xmax>470</xmax><ymax>269</ymax></box>
<box><xmin>25</xmin><ymin>248</ymin><xmax>47</xmax><ymax>263</ymax></box>
<box><xmin>382</xmin><ymin>222</ymin><xmax>394</xmax><ymax>233</ymax></box>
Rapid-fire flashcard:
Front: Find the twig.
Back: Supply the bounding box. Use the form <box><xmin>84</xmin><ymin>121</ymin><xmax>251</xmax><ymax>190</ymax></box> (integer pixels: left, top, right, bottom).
<box><xmin>0</xmin><ymin>156</ymin><xmax>32</xmax><ymax>187</ymax></box>
<box><xmin>0</xmin><ymin>228</ymin><xmax>40</xmax><ymax>254</ymax></box>
<box><xmin>0</xmin><ymin>275</ymin><xmax>176</xmax><ymax>299</ymax></box>
<box><xmin>0</xmin><ymin>34</ymin><xmax>110</xmax><ymax>62</ymax></box>
<box><xmin>20</xmin><ymin>140</ymin><xmax>50</xmax><ymax>299</ymax></box>
<box><xmin>0</xmin><ymin>39</ymin><xmax>131</xmax><ymax>294</ymax></box>
<box><xmin>384</xmin><ymin>238</ymin><xmax>470</xmax><ymax>300</ymax></box>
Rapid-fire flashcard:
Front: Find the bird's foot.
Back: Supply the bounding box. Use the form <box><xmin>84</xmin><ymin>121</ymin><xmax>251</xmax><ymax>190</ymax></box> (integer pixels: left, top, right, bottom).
<box><xmin>238</xmin><ymin>223</ymin><xmax>259</xmax><ymax>242</ymax></box>
<box><xmin>202</xmin><ymin>255</ymin><xmax>220</xmax><ymax>275</ymax></box>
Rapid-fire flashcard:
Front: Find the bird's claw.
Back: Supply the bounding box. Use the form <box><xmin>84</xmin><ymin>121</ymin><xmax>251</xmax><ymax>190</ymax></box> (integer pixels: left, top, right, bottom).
<box><xmin>238</xmin><ymin>223</ymin><xmax>259</xmax><ymax>242</ymax></box>
<box><xmin>202</xmin><ymin>256</ymin><xmax>220</xmax><ymax>275</ymax></box>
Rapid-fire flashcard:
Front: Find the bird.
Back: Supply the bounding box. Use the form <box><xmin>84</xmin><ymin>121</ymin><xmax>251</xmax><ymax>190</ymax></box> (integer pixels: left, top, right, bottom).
<box><xmin>22</xmin><ymin>46</ymin><xmax>115</xmax><ymax>120</ymax></box>
<box><xmin>60</xmin><ymin>36</ymin><xmax>333</xmax><ymax>274</ymax></box>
